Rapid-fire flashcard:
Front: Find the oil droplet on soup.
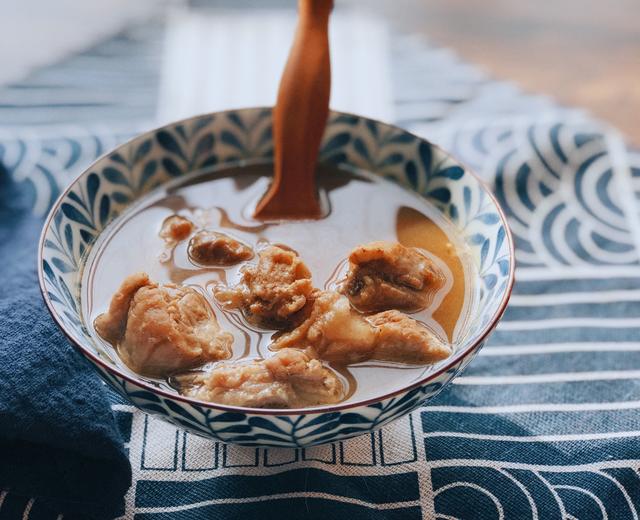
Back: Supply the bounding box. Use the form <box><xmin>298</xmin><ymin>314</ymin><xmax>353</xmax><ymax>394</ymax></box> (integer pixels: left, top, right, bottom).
<box><xmin>82</xmin><ymin>163</ymin><xmax>476</xmax><ymax>405</ymax></box>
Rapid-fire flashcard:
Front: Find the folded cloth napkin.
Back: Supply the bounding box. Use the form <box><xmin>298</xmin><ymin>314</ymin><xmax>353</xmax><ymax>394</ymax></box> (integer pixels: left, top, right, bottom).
<box><xmin>0</xmin><ymin>167</ymin><xmax>132</xmax><ymax>518</ymax></box>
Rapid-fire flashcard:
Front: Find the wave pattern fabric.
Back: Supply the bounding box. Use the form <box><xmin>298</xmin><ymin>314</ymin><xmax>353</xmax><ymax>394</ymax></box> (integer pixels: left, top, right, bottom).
<box><xmin>2</xmin><ymin>19</ymin><xmax>640</xmax><ymax>520</ymax></box>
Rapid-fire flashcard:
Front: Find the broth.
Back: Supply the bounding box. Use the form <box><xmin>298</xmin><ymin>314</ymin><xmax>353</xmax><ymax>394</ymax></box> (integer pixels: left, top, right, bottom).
<box><xmin>82</xmin><ymin>162</ymin><xmax>477</xmax><ymax>406</ymax></box>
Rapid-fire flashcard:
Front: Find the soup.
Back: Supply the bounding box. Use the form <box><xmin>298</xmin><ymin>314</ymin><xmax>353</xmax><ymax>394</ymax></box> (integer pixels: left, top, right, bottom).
<box><xmin>82</xmin><ymin>162</ymin><xmax>477</xmax><ymax>407</ymax></box>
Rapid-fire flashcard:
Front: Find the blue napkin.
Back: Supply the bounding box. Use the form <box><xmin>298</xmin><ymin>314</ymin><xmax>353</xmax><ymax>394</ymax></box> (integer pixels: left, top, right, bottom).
<box><xmin>0</xmin><ymin>167</ymin><xmax>132</xmax><ymax>518</ymax></box>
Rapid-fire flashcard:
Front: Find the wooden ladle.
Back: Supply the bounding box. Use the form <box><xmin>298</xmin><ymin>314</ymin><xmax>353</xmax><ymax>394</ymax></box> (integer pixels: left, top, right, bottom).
<box><xmin>253</xmin><ymin>0</ymin><xmax>334</xmax><ymax>220</ymax></box>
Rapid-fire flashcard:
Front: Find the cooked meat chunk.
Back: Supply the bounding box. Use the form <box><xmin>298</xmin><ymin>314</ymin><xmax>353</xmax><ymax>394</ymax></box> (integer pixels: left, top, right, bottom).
<box><xmin>343</xmin><ymin>241</ymin><xmax>443</xmax><ymax>312</ymax></box>
<box><xmin>180</xmin><ymin>348</ymin><xmax>344</xmax><ymax>408</ymax></box>
<box><xmin>160</xmin><ymin>215</ymin><xmax>194</xmax><ymax>243</ymax></box>
<box><xmin>271</xmin><ymin>291</ymin><xmax>377</xmax><ymax>364</ymax></box>
<box><xmin>94</xmin><ymin>272</ymin><xmax>151</xmax><ymax>345</ymax></box>
<box><xmin>214</xmin><ymin>245</ymin><xmax>314</xmax><ymax>328</ymax></box>
<box><xmin>271</xmin><ymin>291</ymin><xmax>451</xmax><ymax>366</ymax></box>
<box><xmin>188</xmin><ymin>230</ymin><xmax>253</xmax><ymax>266</ymax></box>
<box><xmin>95</xmin><ymin>273</ymin><xmax>232</xmax><ymax>377</ymax></box>
<box><xmin>368</xmin><ymin>310</ymin><xmax>452</xmax><ymax>364</ymax></box>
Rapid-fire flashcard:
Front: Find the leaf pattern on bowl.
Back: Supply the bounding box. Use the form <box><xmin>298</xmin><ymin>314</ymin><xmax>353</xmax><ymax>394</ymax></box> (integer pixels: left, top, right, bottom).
<box><xmin>39</xmin><ymin>108</ymin><xmax>512</xmax><ymax>447</ymax></box>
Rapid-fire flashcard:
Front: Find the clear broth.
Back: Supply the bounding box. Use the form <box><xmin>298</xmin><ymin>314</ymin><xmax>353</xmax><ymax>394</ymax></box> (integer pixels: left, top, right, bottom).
<box><xmin>82</xmin><ymin>162</ymin><xmax>477</xmax><ymax>406</ymax></box>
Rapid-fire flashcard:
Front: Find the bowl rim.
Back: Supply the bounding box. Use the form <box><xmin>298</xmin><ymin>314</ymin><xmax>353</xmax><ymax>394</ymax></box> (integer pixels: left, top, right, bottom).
<box><xmin>38</xmin><ymin>107</ymin><xmax>516</xmax><ymax>416</ymax></box>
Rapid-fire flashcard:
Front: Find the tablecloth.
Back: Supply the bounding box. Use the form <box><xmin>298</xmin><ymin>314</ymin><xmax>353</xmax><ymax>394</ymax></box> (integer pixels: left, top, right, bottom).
<box><xmin>1</xmin><ymin>11</ymin><xmax>640</xmax><ymax>520</ymax></box>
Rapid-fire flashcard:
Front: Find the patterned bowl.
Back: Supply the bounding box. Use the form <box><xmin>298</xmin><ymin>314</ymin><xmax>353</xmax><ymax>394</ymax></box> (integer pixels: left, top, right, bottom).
<box><xmin>38</xmin><ymin>108</ymin><xmax>514</xmax><ymax>448</ymax></box>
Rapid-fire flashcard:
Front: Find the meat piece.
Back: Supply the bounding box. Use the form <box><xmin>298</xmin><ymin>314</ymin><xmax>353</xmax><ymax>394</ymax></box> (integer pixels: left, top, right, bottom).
<box><xmin>368</xmin><ymin>310</ymin><xmax>451</xmax><ymax>364</ymax></box>
<box><xmin>180</xmin><ymin>348</ymin><xmax>344</xmax><ymax>408</ymax></box>
<box><xmin>271</xmin><ymin>291</ymin><xmax>377</xmax><ymax>364</ymax></box>
<box><xmin>188</xmin><ymin>230</ymin><xmax>253</xmax><ymax>266</ymax></box>
<box><xmin>160</xmin><ymin>215</ymin><xmax>194</xmax><ymax>243</ymax></box>
<box><xmin>343</xmin><ymin>241</ymin><xmax>443</xmax><ymax>312</ymax></box>
<box><xmin>214</xmin><ymin>245</ymin><xmax>314</xmax><ymax>328</ymax></box>
<box><xmin>94</xmin><ymin>273</ymin><xmax>232</xmax><ymax>377</ymax></box>
<box><xmin>271</xmin><ymin>291</ymin><xmax>451</xmax><ymax>366</ymax></box>
<box><xmin>94</xmin><ymin>272</ymin><xmax>150</xmax><ymax>345</ymax></box>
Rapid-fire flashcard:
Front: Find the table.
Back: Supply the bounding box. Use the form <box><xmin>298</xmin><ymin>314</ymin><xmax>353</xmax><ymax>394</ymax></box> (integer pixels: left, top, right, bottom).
<box><xmin>362</xmin><ymin>0</ymin><xmax>640</xmax><ymax>145</ymax></box>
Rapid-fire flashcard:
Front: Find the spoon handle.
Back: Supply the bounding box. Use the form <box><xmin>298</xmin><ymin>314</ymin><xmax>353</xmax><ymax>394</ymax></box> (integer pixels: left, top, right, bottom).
<box><xmin>254</xmin><ymin>0</ymin><xmax>333</xmax><ymax>219</ymax></box>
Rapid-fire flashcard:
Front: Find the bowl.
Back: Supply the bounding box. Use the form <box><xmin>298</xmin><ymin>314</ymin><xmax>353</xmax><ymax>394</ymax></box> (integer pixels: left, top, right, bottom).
<box><xmin>38</xmin><ymin>108</ymin><xmax>514</xmax><ymax>448</ymax></box>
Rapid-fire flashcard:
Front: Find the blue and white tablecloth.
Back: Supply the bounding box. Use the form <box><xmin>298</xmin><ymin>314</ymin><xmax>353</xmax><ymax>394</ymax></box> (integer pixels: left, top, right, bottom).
<box><xmin>2</xmin><ymin>14</ymin><xmax>640</xmax><ymax>520</ymax></box>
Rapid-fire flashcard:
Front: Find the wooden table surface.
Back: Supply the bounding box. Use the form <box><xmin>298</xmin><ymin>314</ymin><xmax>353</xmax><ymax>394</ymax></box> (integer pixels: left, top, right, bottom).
<box><xmin>367</xmin><ymin>0</ymin><xmax>640</xmax><ymax>146</ymax></box>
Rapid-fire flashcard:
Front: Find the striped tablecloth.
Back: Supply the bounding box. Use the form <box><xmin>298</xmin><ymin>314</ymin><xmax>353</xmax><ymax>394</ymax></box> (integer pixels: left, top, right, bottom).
<box><xmin>1</xmin><ymin>8</ymin><xmax>640</xmax><ymax>519</ymax></box>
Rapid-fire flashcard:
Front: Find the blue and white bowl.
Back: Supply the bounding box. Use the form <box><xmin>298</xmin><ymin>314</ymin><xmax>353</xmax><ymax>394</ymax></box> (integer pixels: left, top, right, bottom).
<box><xmin>38</xmin><ymin>108</ymin><xmax>515</xmax><ymax>448</ymax></box>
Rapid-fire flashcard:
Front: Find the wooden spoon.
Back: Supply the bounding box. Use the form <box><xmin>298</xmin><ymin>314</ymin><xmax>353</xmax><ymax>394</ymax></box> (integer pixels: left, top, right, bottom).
<box><xmin>253</xmin><ymin>0</ymin><xmax>334</xmax><ymax>220</ymax></box>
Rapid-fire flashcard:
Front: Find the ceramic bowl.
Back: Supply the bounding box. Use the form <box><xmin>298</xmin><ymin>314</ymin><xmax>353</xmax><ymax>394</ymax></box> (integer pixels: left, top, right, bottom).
<box><xmin>39</xmin><ymin>108</ymin><xmax>514</xmax><ymax>448</ymax></box>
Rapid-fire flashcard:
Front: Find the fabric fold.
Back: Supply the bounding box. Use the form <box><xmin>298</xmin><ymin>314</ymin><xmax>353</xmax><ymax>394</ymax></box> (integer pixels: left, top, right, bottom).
<box><xmin>0</xmin><ymin>168</ymin><xmax>132</xmax><ymax>519</ymax></box>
